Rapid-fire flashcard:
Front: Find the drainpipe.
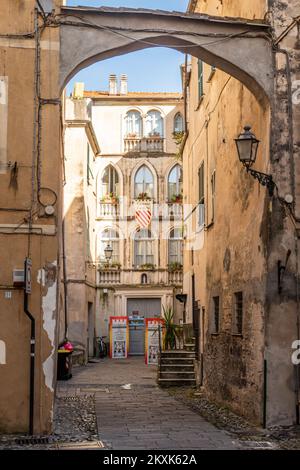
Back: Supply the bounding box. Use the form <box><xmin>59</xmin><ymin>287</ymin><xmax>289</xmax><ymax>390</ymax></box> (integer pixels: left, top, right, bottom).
<box><xmin>62</xmin><ymin>217</ymin><xmax>68</xmax><ymax>340</ymax></box>
<box><xmin>23</xmin><ymin>290</ymin><xmax>35</xmax><ymax>435</ymax></box>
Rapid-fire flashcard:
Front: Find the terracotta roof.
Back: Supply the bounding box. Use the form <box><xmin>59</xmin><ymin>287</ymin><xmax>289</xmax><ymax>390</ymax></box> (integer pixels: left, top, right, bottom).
<box><xmin>83</xmin><ymin>91</ymin><xmax>183</xmax><ymax>99</ymax></box>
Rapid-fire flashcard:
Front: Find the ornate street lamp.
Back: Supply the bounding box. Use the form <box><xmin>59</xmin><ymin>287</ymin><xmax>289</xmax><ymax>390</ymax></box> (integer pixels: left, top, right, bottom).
<box><xmin>104</xmin><ymin>243</ymin><xmax>113</xmax><ymax>262</ymax></box>
<box><xmin>235</xmin><ymin>125</ymin><xmax>275</xmax><ymax>196</ymax></box>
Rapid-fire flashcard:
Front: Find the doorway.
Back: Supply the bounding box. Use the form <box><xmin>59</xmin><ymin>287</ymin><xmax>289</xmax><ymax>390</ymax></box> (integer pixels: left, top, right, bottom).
<box><xmin>127</xmin><ymin>298</ymin><xmax>161</xmax><ymax>356</ymax></box>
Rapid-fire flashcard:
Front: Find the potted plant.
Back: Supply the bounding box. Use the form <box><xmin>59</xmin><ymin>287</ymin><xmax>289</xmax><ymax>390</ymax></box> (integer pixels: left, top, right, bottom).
<box><xmin>127</xmin><ymin>132</ymin><xmax>137</xmax><ymax>138</ymax></box>
<box><xmin>140</xmin><ymin>263</ymin><xmax>156</xmax><ymax>270</ymax></box>
<box><xmin>102</xmin><ymin>192</ymin><xmax>119</xmax><ymax>204</ymax></box>
<box><xmin>137</xmin><ymin>192</ymin><xmax>151</xmax><ymax>201</ymax></box>
<box><xmin>168</xmin><ymin>262</ymin><xmax>183</xmax><ymax>272</ymax></box>
<box><xmin>111</xmin><ymin>262</ymin><xmax>121</xmax><ymax>270</ymax></box>
<box><xmin>162</xmin><ymin>306</ymin><xmax>181</xmax><ymax>350</ymax></box>
<box><xmin>148</xmin><ymin>131</ymin><xmax>160</xmax><ymax>138</ymax></box>
<box><xmin>171</xmin><ymin>193</ymin><xmax>183</xmax><ymax>203</ymax></box>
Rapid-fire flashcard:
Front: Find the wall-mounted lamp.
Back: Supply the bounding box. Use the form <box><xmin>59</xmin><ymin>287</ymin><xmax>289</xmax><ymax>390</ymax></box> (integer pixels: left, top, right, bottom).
<box><xmin>235</xmin><ymin>126</ymin><xmax>275</xmax><ymax>197</ymax></box>
<box><xmin>104</xmin><ymin>244</ymin><xmax>113</xmax><ymax>261</ymax></box>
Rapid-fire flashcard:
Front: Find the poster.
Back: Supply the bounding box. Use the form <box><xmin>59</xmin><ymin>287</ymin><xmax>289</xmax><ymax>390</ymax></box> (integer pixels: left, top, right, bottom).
<box><xmin>145</xmin><ymin>318</ymin><xmax>164</xmax><ymax>365</ymax></box>
<box><xmin>109</xmin><ymin>316</ymin><xmax>129</xmax><ymax>359</ymax></box>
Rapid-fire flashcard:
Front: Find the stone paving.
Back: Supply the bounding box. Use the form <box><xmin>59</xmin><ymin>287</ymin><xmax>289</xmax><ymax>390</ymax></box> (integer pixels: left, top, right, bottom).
<box><xmin>57</xmin><ymin>357</ymin><xmax>240</xmax><ymax>450</ymax></box>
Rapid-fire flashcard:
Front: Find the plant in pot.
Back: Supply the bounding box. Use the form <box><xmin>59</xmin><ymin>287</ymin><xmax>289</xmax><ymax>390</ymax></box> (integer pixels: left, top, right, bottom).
<box><xmin>102</xmin><ymin>192</ymin><xmax>119</xmax><ymax>204</ymax></box>
<box><xmin>137</xmin><ymin>192</ymin><xmax>151</xmax><ymax>201</ymax></box>
<box><xmin>171</xmin><ymin>193</ymin><xmax>183</xmax><ymax>203</ymax></box>
<box><xmin>140</xmin><ymin>263</ymin><xmax>155</xmax><ymax>270</ymax></box>
<box><xmin>168</xmin><ymin>261</ymin><xmax>183</xmax><ymax>272</ymax></box>
<box><xmin>162</xmin><ymin>306</ymin><xmax>181</xmax><ymax>350</ymax></box>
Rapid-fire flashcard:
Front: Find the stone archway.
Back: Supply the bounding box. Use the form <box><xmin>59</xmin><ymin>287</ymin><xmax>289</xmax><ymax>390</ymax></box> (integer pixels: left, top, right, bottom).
<box><xmin>59</xmin><ymin>6</ymin><xmax>273</xmax><ymax>107</ymax></box>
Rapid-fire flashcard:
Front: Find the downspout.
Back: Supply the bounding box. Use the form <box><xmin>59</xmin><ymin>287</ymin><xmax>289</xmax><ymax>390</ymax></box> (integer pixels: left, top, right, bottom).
<box><xmin>62</xmin><ymin>215</ymin><xmax>68</xmax><ymax>340</ymax></box>
<box><xmin>295</xmin><ymin>232</ymin><xmax>300</xmax><ymax>424</ymax></box>
<box><xmin>23</xmin><ymin>289</ymin><xmax>35</xmax><ymax>435</ymax></box>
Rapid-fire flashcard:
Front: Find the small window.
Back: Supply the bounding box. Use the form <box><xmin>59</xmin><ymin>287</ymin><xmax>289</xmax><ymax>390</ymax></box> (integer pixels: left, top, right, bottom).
<box><xmin>125</xmin><ymin>111</ymin><xmax>142</xmax><ymax>137</ymax></box>
<box><xmin>211</xmin><ymin>296</ymin><xmax>220</xmax><ymax>334</ymax></box>
<box><xmin>146</xmin><ymin>110</ymin><xmax>163</xmax><ymax>137</ymax></box>
<box><xmin>141</xmin><ymin>273</ymin><xmax>148</xmax><ymax>284</ymax></box>
<box><xmin>134</xmin><ymin>165</ymin><xmax>154</xmax><ymax>199</ymax></box>
<box><xmin>233</xmin><ymin>292</ymin><xmax>243</xmax><ymax>335</ymax></box>
<box><xmin>101</xmin><ymin>165</ymin><xmax>119</xmax><ymax>197</ymax></box>
<box><xmin>174</xmin><ymin>113</ymin><xmax>184</xmax><ymax>133</ymax></box>
<box><xmin>198</xmin><ymin>162</ymin><xmax>205</xmax><ymax>227</ymax></box>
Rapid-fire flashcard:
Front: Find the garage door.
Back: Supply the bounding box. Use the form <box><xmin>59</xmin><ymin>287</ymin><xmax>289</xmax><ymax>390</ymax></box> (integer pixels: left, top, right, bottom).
<box><xmin>127</xmin><ymin>298</ymin><xmax>161</xmax><ymax>355</ymax></box>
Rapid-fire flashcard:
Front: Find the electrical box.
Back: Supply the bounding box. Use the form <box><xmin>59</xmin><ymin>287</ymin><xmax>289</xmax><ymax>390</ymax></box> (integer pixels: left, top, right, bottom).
<box><xmin>13</xmin><ymin>269</ymin><xmax>25</xmax><ymax>287</ymax></box>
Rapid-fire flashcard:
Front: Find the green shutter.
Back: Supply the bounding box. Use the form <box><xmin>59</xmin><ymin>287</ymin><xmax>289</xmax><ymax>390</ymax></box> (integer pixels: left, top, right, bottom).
<box><xmin>198</xmin><ymin>60</ymin><xmax>204</xmax><ymax>100</ymax></box>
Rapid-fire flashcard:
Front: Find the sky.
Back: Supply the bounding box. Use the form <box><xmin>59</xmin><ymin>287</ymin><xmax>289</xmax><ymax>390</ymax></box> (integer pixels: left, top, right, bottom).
<box><xmin>65</xmin><ymin>1</ymin><xmax>190</xmax><ymax>94</ymax></box>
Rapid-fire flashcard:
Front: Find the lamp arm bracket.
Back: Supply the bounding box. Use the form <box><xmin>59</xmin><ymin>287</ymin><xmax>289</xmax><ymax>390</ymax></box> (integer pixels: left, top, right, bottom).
<box><xmin>244</xmin><ymin>166</ymin><xmax>275</xmax><ymax>196</ymax></box>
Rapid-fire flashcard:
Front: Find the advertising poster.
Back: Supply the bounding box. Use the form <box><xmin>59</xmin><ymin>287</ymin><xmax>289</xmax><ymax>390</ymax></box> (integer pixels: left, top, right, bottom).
<box><xmin>109</xmin><ymin>316</ymin><xmax>129</xmax><ymax>359</ymax></box>
<box><xmin>145</xmin><ymin>318</ymin><xmax>164</xmax><ymax>365</ymax></box>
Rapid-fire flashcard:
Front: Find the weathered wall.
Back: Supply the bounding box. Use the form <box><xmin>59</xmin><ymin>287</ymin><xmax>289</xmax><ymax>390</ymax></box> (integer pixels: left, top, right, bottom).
<box><xmin>183</xmin><ymin>0</ymin><xmax>270</xmax><ymax>425</ymax></box>
<box><xmin>183</xmin><ymin>0</ymin><xmax>300</xmax><ymax>427</ymax></box>
<box><xmin>0</xmin><ymin>1</ymin><xmax>62</xmax><ymax>433</ymax></box>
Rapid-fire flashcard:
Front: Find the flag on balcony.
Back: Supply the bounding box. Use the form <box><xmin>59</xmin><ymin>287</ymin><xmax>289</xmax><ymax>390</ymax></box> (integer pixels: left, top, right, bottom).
<box><xmin>134</xmin><ymin>200</ymin><xmax>152</xmax><ymax>228</ymax></box>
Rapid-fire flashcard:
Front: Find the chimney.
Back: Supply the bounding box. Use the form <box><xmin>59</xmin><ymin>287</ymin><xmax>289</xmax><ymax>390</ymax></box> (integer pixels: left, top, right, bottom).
<box><xmin>73</xmin><ymin>82</ymin><xmax>84</xmax><ymax>99</ymax></box>
<box><xmin>120</xmin><ymin>74</ymin><xmax>128</xmax><ymax>95</ymax></box>
<box><xmin>109</xmin><ymin>74</ymin><xmax>118</xmax><ymax>95</ymax></box>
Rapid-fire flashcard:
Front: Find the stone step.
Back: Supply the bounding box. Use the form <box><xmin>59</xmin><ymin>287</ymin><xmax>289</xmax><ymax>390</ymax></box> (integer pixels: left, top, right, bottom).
<box><xmin>160</xmin><ymin>350</ymin><xmax>195</xmax><ymax>359</ymax></box>
<box><xmin>159</xmin><ymin>371</ymin><xmax>196</xmax><ymax>379</ymax></box>
<box><xmin>158</xmin><ymin>378</ymin><xmax>196</xmax><ymax>387</ymax></box>
<box><xmin>184</xmin><ymin>343</ymin><xmax>196</xmax><ymax>351</ymax></box>
<box><xmin>159</xmin><ymin>357</ymin><xmax>194</xmax><ymax>365</ymax></box>
<box><xmin>160</xmin><ymin>364</ymin><xmax>195</xmax><ymax>371</ymax></box>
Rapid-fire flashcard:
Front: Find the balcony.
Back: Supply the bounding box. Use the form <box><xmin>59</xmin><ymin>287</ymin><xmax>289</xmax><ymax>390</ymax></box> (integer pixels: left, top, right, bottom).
<box><xmin>98</xmin><ymin>202</ymin><xmax>120</xmax><ymax>218</ymax></box>
<box><xmin>166</xmin><ymin>203</ymin><xmax>183</xmax><ymax>218</ymax></box>
<box><xmin>168</xmin><ymin>270</ymin><xmax>183</xmax><ymax>285</ymax></box>
<box><xmin>98</xmin><ymin>268</ymin><xmax>121</xmax><ymax>284</ymax></box>
<box><xmin>124</xmin><ymin>135</ymin><xmax>164</xmax><ymax>154</ymax></box>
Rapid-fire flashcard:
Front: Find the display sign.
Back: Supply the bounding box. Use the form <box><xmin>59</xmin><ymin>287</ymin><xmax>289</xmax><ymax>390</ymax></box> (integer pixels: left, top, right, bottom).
<box><xmin>145</xmin><ymin>318</ymin><xmax>164</xmax><ymax>365</ymax></box>
<box><xmin>109</xmin><ymin>316</ymin><xmax>129</xmax><ymax>359</ymax></box>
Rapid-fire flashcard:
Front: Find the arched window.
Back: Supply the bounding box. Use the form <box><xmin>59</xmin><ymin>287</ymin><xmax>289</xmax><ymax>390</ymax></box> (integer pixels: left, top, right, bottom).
<box><xmin>125</xmin><ymin>110</ymin><xmax>142</xmax><ymax>137</ymax></box>
<box><xmin>168</xmin><ymin>228</ymin><xmax>183</xmax><ymax>266</ymax></box>
<box><xmin>168</xmin><ymin>165</ymin><xmax>183</xmax><ymax>201</ymax></box>
<box><xmin>141</xmin><ymin>273</ymin><xmax>148</xmax><ymax>284</ymax></box>
<box><xmin>174</xmin><ymin>112</ymin><xmax>184</xmax><ymax>133</ymax></box>
<box><xmin>101</xmin><ymin>165</ymin><xmax>119</xmax><ymax>197</ymax></box>
<box><xmin>134</xmin><ymin>165</ymin><xmax>154</xmax><ymax>199</ymax></box>
<box><xmin>146</xmin><ymin>110</ymin><xmax>163</xmax><ymax>136</ymax></box>
<box><xmin>100</xmin><ymin>228</ymin><xmax>120</xmax><ymax>265</ymax></box>
<box><xmin>134</xmin><ymin>229</ymin><xmax>154</xmax><ymax>267</ymax></box>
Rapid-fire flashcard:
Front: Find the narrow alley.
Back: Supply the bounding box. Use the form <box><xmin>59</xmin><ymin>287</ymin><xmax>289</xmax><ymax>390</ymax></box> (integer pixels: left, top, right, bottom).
<box><xmin>57</xmin><ymin>358</ymin><xmax>238</xmax><ymax>450</ymax></box>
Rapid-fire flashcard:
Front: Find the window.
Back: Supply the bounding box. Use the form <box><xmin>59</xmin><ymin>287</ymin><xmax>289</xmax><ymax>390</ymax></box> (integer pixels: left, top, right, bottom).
<box><xmin>168</xmin><ymin>165</ymin><xmax>183</xmax><ymax>202</ymax></box>
<box><xmin>168</xmin><ymin>228</ymin><xmax>183</xmax><ymax>267</ymax></box>
<box><xmin>233</xmin><ymin>292</ymin><xmax>243</xmax><ymax>335</ymax></box>
<box><xmin>125</xmin><ymin>111</ymin><xmax>142</xmax><ymax>137</ymax></box>
<box><xmin>198</xmin><ymin>60</ymin><xmax>204</xmax><ymax>101</ymax></box>
<box><xmin>211</xmin><ymin>296</ymin><xmax>220</xmax><ymax>334</ymax></box>
<box><xmin>211</xmin><ymin>170</ymin><xmax>216</xmax><ymax>222</ymax></box>
<box><xmin>174</xmin><ymin>112</ymin><xmax>184</xmax><ymax>133</ymax></box>
<box><xmin>198</xmin><ymin>162</ymin><xmax>205</xmax><ymax>227</ymax></box>
<box><xmin>99</xmin><ymin>228</ymin><xmax>120</xmax><ymax>265</ymax></box>
<box><xmin>134</xmin><ymin>165</ymin><xmax>154</xmax><ymax>199</ymax></box>
<box><xmin>134</xmin><ymin>229</ymin><xmax>154</xmax><ymax>267</ymax></box>
<box><xmin>101</xmin><ymin>165</ymin><xmax>119</xmax><ymax>197</ymax></box>
<box><xmin>146</xmin><ymin>110</ymin><xmax>163</xmax><ymax>136</ymax></box>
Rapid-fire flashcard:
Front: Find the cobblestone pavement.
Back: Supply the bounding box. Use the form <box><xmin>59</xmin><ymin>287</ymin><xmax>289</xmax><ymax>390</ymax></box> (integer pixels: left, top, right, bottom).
<box><xmin>57</xmin><ymin>357</ymin><xmax>240</xmax><ymax>450</ymax></box>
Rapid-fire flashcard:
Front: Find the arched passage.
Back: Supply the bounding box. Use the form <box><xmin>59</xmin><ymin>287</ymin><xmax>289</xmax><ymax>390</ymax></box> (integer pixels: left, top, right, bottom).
<box><xmin>59</xmin><ymin>6</ymin><xmax>273</xmax><ymax>107</ymax></box>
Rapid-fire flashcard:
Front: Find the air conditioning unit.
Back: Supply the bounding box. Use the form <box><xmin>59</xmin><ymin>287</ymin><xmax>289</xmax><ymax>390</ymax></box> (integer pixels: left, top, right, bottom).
<box><xmin>13</xmin><ymin>269</ymin><xmax>25</xmax><ymax>287</ymax></box>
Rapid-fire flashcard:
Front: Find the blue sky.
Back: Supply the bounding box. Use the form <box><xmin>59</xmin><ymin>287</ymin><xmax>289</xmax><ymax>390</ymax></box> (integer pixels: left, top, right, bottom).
<box><xmin>65</xmin><ymin>1</ymin><xmax>189</xmax><ymax>94</ymax></box>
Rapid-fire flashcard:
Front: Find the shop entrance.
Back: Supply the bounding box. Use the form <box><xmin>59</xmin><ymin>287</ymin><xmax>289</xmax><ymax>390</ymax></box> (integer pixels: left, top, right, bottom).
<box><xmin>127</xmin><ymin>298</ymin><xmax>161</xmax><ymax>356</ymax></box>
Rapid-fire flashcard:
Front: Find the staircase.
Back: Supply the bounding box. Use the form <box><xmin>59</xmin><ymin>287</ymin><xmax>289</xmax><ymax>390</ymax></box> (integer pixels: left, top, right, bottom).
<box><xmin>157</xmin><ymin>347</ymin><xmax>196</xmax><ymax>387</ymax></box>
